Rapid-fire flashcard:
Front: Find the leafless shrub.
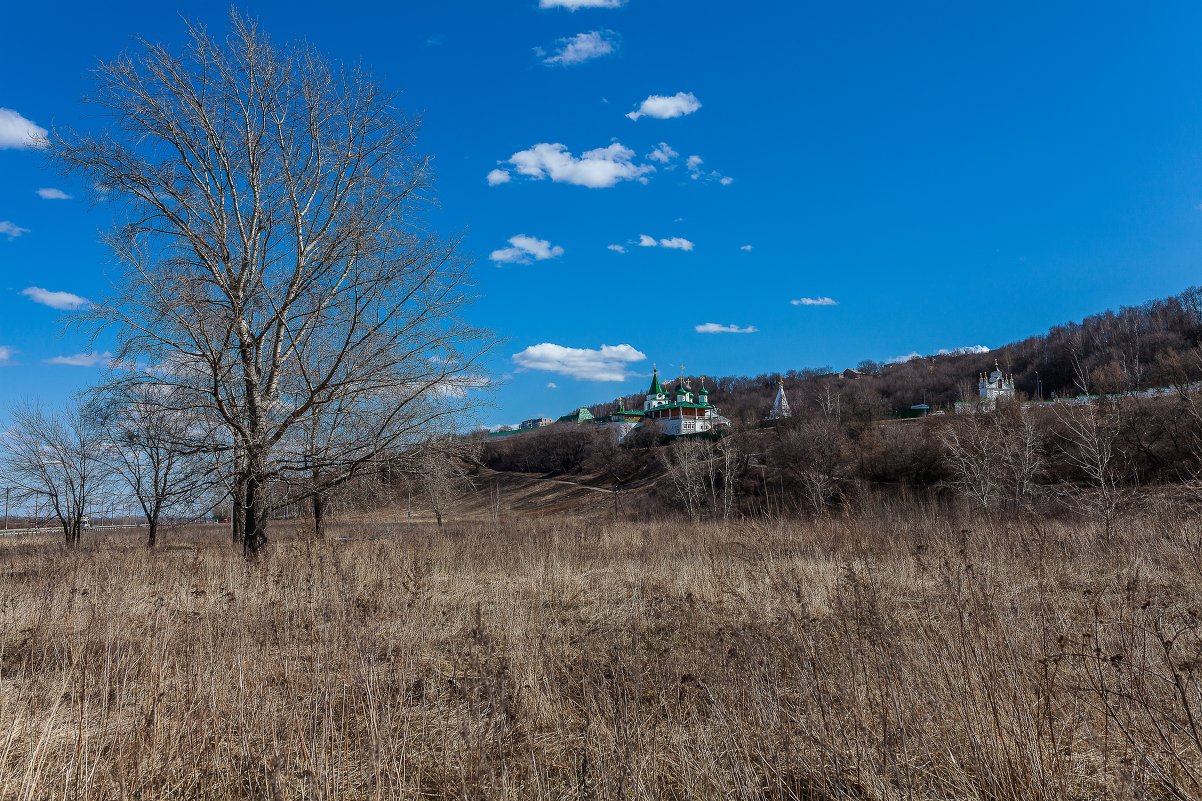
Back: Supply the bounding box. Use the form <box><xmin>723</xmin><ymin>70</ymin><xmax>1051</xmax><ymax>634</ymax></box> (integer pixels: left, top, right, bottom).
<box><xmin>939</xmin><ymin>403</ymin><xmax>1047</xmax><ymax>510</ymax></box>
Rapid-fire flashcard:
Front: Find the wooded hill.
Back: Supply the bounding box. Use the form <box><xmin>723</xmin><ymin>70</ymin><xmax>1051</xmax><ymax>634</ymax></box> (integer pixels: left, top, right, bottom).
<box><xmin>586</xmin><ymin>285</ymin><xmax>1202</xmax><ymax>428</ymax></box>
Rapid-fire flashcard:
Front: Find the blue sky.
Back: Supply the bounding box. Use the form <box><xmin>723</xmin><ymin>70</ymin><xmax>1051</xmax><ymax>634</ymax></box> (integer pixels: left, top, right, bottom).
<box><xmin>4</xmin><ymin>2</ymin><xmax>1202</xmax><ymax>427</ymax></box>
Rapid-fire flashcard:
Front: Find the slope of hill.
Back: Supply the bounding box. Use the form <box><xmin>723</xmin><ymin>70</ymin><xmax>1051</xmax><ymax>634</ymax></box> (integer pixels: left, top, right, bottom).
<box><xmin>581</xmin><ymin>285</ymin><xmax>1202</xmax><ymax>426</ymax></box>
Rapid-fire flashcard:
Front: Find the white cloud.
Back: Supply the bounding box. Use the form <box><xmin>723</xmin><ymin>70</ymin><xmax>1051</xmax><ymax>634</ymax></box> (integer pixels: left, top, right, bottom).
<box><xmin>547</xmin><ymin>382</ymin><xmax>559</xmax><ymax>389</ymax></box>
<box><xmin>0</xmin><ymin>346</ymin><xmax>13</xmax><ymax>365</ymax></box>
<box><xmin>636</xmin><ymin>234</ymin><xmax>694</xmax><ymax>251</ymax></box>
<box><xmin>888</xmin><ymin>345</ymin><xmax>990</xmax><ymax>365</ymax></box>
<box><xmin>647</xmin><ymin>142</ymin><xmax>678</xmax><ymax>163</ymax></box>
<box><xmin>607</xmin><ymin>244</ymin><xmax>626</xmax><ymax>253</ymax></box>
<box><xmin>543</xmin><ymin>30</ymin><xmax>618</xmax><ymax>65</ymax></box>
<box><xmin>490</xmin><ymin>234</ymin><xmax>565</xmax><ymax>265</ymax></box>
<box><xmin>686</xmin><ymin>154</ymin><xmax>732</xmax><ymax>184</ymax></box>
<box><xmin>513</xmin><ymin>342</ymin><xmax>646</xmax><ymax>381</ymax></box>
<box><xmin>0</xmin><ymin>221</ymin><xmax>29</xmax><ymax>239</ymax></box>
<box><xmin>740</xmin><ymin>245</ymin><xmax>754</xmax><ymax>251</ymax></box>
<box><xmin>22</xmin><ymin>286</ymin><xmax>91</xmax><ymax>310</ymax></box>
<box><xmin>486</xmin><ymin>169</ymin><xmax>512</xmax><ymax>186</ymax></box>
<box><xmin>540</xmin><ymin>0</ymin><xmax>624</xmax><ymax>7</ymax></box>
<box><xmin>45</xmin><ymin>352</ymin><xmax>113</xmax><ymax>368</ymax></box>
<box><xmin>0</xmin><ymin>108</ymin><xmax>47</xmax><ymax>150</ymax></box>
<box><xmin>496</xmin><ymin>142</ymin><xmax>655</xmax><ymax>189</ymax></box>
<box><xmin>627</xmin><ymin>91</ymin><xmax>702</xmax><ymax>121</ymax></box>
<box><xmin>937</xmin><ymin>345</ymin><xmax>991</xmax><ymax>356</ymax></box>
<box><xmin>695</xmin><ymin>323</ymin><xmax>758</xmax><ymax>334</ymax></box>
<box><xmin>791</xmin><ymin>296</ymin><xmax>838</xmax><ymax>306</ymax></box>
<box><xmin>659</xmin><ymin>237</ymin><xmax>694</xmax><ymax>251</ymax></box>
<box><xmin>36</xmin><ymin>188</ymin><xmax>72</xmax><ymax>200</ymax></box>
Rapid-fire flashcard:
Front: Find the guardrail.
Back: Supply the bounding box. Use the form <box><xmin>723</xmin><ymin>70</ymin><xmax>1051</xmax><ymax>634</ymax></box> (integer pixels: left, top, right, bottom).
<box><xmin>0</xmin><ymin>523</ymin><xmax>147</xmax><ymax>537</ymax></box>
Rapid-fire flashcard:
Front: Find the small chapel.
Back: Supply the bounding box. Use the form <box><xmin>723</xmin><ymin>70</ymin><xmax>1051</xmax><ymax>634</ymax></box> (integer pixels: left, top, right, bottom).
<box><xmin>978</xmin><ymin>360</ymin><xmax>1016</xmax><ymax>408</ymax></box>
<box><xmin>767</xmin><ymin>376</ymin><xmax>791</xmax><ymax>421</ymax></box>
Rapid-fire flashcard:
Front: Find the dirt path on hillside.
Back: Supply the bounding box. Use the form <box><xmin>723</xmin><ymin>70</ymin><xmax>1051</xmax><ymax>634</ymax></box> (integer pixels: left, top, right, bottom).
<box><xmin>527</xmin><ymin>476</ymin><xmax>614</xmax><ymax>494</ymax></box>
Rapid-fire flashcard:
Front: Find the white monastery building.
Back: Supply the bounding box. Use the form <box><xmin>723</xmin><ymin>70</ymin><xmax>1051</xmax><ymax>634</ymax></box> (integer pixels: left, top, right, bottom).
<box><xmin>640</xmin><ymin>366</ymin><xmax>729</xmax><ymax>437</ymax></box>
<box><xmin>979</xmin><ymin>360</ymin><xmax>1016</xmax><ymax>408</ymax></box>
<box><xmin>957</xmin><ymin>360</ymin><xmax>1016</xmax><ymax>414</ymax></box>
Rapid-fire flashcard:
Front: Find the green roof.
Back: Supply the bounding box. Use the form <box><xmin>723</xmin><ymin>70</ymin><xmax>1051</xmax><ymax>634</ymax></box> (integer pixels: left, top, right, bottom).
<box><xmin>557</xmin><ymin>407</ymin><xmax>595</xmax><ymax>423</ymax></box>
<box><xmin>648</xmin><ymin>368</ymin><xmax>664</xmax><ymax>396</ymax></box>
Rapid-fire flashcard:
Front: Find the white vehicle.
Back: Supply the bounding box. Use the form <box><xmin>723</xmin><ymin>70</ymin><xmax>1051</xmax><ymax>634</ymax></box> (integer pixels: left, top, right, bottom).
<box><xmin>80</xmin><ymin>515</ymin><xmax>92</xmax><ymax>530</ymax></box>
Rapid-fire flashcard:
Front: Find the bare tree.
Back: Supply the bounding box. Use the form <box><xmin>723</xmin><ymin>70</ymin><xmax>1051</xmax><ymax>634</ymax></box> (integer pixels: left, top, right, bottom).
<box><xmin>1</xmin><ymin>400</ymin><xmax>111</xmax><ymax>545</ymax></box>
<box><xmin>773</xmin><ymin>419</ymin><xmax>851</xmax><ymax>515</ymax></box>
<box><xmin>408</xmin><ymin>437</ymin><xmax>477</xmax><ymax>527</ymax></box>
<box><xmin>53</xmin><ymin>14</ymin><xmax>489</xmax><ymax>553</ymax></box>
<box><xmin>939</xmin><ymin>414</ymin><xmax>998</xmax><ymax>509</ymax></box>
<box><xmin>660</xmin><ymin>438</ymin><xmax>709</xmax><ymax>523</ymax></box>
<box><xmin>716</xmin><ymin>437</ymin><xmax>743</xmax><ymax>520</ymax></box>
<box><xmin>1056</xmin><ymin>399</ymin><xmax>1131</xmax><ymax>539</ymax></box>
<box><xmin>939</xmin><ymin>405</ymin><xmax>1046</xmax><ymax>511</ymax></box>
<box><xmin>97</xmin><ymin>383</ymin><xmax>218</xmax><ymax>546</ymax></box>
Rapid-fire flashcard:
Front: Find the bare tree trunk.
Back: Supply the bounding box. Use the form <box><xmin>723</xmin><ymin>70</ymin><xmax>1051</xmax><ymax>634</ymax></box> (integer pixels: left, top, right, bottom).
<box><xmin>429</xmin><ymin>486</ymin><xmax>445</xmax><ymax>527</ymax></box>
<box><xmin>242</xmin><ymin>472</ymin><xmax>268</xmax><ymax>555</ymax></box>
<box><xmin>231</xmin><ymin>479</ymin><xmax>246</xmax><ymax>545</ymax></box>
<box><xmin>312</xmin><ymin>490</ymin><xmax>326</xmax><ymax>539</ymax></box>
<box><xmin>147</xmin><ymin>518</ymin><xmax>158</xmax><ymax>548</ymax></box>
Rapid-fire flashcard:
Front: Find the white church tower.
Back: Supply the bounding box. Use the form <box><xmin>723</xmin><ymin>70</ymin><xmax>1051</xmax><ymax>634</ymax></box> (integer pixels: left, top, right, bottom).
<box><xmin>768</xmin><ymin>376</ymin><xmax>792</xmax><ymax>420</ymax></box>
<box><xmin>978</xmin><ymin>360</ymin><xmax>1015</xmax><ymax>409</ymax></box>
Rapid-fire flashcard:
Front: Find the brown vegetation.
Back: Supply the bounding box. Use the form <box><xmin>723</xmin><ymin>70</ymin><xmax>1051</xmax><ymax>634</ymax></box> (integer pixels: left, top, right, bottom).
<box><xmin>3</xmin><ymin>506</ymin><xmax>1202</xmax><ymax>799</ymax></box>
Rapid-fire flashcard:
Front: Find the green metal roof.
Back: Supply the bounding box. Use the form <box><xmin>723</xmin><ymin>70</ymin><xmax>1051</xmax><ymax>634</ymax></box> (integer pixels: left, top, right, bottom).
<box><xmin>557</xmin><ymin>407</ymin><xmax>596</xmax><ymax>423</ymax></box>
<box><xmin>648</xmin><ymin>368</ymin><xmax>664</xmax><ymax>396</ymax></box>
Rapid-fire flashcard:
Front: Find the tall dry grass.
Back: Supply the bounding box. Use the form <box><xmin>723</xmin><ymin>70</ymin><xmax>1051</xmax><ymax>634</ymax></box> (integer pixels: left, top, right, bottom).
<box><xmin>2</xmin><ymin>507</ymin><xmax>1201</xmax><ymax>800</ymax></box>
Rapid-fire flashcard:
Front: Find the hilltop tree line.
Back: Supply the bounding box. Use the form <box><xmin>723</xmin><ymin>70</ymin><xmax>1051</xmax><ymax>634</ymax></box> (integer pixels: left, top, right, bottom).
<box><xmin>484</xmin><ymin>369</ymin><xmax>1202</xmax><ymax>528</ymax></box>
<box><xmin>580</xmin><ymin>286</ymin><xmax>1202</xmax><ymax>430</ymax></box>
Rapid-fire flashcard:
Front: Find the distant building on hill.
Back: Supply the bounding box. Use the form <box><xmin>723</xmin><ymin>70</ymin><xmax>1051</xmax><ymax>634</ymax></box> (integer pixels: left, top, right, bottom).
<box><xmin>518</xmin><ymin>417</ymin><xmax>553</xmax><ymax>430</ymax></box>
<box><xmin>640</xmin><ymin>366</ymin><xmax>729</xmax><ymax>437</ymax></box>
<box><xmin>767</xmin><ymin>376</ymin><xmax>792</xmax><ymax>421</ymax></box>
<box><xmin>603</xmin><ymin>398</ymin><xmax>644</xmax><ymax>443</ymax></box>
<box><xmin>956</xmin><ymin>360</ymin><xmax>1016</xmax><ymax>414</ymax></box>
<box><xmin>557</xmin><ymin>407</ymin><xmax>595</xmax><ymax>424</ymax></box>
<box><xmin>979</xmin><ymin>360</ymin><xmax>1015</xmax><ymax>408</ymax></box>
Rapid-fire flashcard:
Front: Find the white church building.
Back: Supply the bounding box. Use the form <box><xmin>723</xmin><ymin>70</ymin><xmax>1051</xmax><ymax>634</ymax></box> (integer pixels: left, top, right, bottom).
<box><xmin>639</xmin><ymin>366</ymin><xmax>729</xmax><ymax>437</ymax></box>
<box><xmin>956</xmin><ymin>360</ymin><xmax>1016</xmax><ymax>413</ymax></box>
<box><xmin>766</xmin><ymin>377</ymin><xmax>791</xmax><ymax>421</ymax></box>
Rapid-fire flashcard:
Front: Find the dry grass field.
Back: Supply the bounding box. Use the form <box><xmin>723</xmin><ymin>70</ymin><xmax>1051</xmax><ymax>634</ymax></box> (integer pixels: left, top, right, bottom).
<box><xmin>3</xmin><ymin>506</ymin><xmax>1202</xmax><ymax>800</ymax></box>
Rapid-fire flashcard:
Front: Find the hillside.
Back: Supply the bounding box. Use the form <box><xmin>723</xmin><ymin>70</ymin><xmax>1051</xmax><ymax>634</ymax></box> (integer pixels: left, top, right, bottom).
<box><xmin>580</xmin><ymin>285</ymin><xmax>1202</xmax><ymax>427</ymax></box>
